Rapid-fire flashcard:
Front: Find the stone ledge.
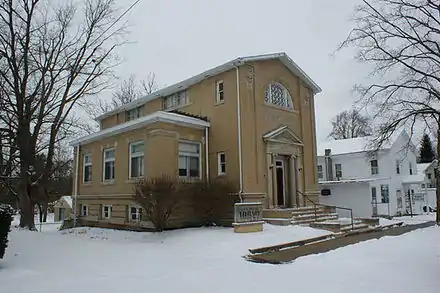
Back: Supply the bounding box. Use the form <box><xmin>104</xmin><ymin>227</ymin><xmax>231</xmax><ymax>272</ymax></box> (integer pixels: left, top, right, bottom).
<box><xmin>233</xmin><ymin>221</ymin><xmax>264</xmax><ymax>233</ymax></box>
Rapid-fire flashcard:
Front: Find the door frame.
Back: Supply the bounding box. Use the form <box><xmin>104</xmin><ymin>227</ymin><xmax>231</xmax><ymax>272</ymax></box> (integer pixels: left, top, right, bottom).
<box><xmin>275</xmin><ymin>159</ymin><xmax>286</xmax><ymax>207</ymax></box>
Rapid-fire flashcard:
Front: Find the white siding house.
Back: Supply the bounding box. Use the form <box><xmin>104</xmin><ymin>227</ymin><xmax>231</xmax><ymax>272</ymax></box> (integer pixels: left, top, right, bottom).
<box><xmin>317</xmin><ymin>131</ymin><xmax>427</xmax><ymax>218</ymax></box>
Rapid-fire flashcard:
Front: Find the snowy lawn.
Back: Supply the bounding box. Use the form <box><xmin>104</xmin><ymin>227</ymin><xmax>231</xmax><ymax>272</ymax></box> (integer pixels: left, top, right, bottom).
<box><xmin>379</xmin><ymin>213</ymin><xmax>436</xmax><ymax>226</ymax></box>
<box><xmin>1</xmin><ymin>223</ymin><xmax>439</xmax><ymax>293</ymax></box>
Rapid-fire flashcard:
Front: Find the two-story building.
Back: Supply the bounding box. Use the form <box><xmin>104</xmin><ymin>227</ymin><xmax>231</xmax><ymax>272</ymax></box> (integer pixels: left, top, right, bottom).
<box><xmin>317</xmin><ymin>131</ymin><xmax>427</xmax><ymax>218</ymax></box>
<box><xmin>70</xmin><ymin>52</ymin><xmax>322</xmax><ymax>229</ymax></box>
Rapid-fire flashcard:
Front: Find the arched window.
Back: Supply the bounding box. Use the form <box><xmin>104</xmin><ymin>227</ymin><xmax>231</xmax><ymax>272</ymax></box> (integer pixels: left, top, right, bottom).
<box><xmin>265</xmin><ymin>82</ymin><xmax>294</xmax><ymax>110</ymax></box>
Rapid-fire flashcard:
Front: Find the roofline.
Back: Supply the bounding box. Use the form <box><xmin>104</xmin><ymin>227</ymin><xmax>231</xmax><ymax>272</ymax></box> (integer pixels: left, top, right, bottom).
<box><xmin>317</xmin><ymin>148</ymin><xmax>391</xmax><ymax>158</ymax></box>
<box><xmin>95</xmin><ymin>52</ymin><xmax>321</xmax><ymax>121</ymax></box>
<box><xmin>319</xmin><ymin>177</ymin><xmax>391</xmax><ymax>185</ymax></box>
<box><xmin>70</xmin><ymin>111</ymin><xmax>210</xmax><ymax>146</ymax></box>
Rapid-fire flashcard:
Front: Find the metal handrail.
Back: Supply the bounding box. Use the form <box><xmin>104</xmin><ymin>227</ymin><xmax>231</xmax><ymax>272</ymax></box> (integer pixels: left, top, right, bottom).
<box><xmin>298</xmin><ymin>190</ymin><xmax>354</xmax><ymax>230</ymax></box>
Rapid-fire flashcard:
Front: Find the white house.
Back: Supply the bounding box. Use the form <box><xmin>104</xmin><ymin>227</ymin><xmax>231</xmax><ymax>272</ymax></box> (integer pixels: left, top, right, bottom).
<box><xmin>417</xmin><ymin>162</ymin><xmax>437</xmax><ymax>211</ymax></box>
<box><xmin>317</xmin><ymin>131</ymin><xmax>427</xmax><ymax>218</ymax></box>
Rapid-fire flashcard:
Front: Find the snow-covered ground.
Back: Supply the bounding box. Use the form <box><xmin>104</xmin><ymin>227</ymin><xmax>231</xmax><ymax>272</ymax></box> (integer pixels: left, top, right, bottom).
<box><xmin>1</xmin><ymin>222</ymin><xmax>439</xmax><ymax>293</ymax></box>
<box><xmin>379</xmin><ymin>213</ymin><xmax>436</xmax><ymax>226</ymax></box>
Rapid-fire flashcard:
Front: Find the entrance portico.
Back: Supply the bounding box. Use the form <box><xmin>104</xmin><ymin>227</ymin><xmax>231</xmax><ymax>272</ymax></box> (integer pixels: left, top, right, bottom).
<box><xmin>264</xmin><ymin>126</ymin><xmax>304</xmax><ymax>208</ymax></box>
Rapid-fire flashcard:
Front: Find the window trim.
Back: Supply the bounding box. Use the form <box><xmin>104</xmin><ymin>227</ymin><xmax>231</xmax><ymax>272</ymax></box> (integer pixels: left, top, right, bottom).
<box><xmin>370</xmin><ymin>159</ymin><xmax>379</xmax><ymax>175</ymax></box>
<box><xmin>178</xmin><ymin>141</ymin><xmax>202</xmax><ymax>180</ymax></box>
<box><xmin>317</xmin><ymin>165</ymin><xmax>323</xmax><ymax>179</ymax></box>
<box><xmin>125</xmin><ymin>106</ymin><xmax>141</xmax><ymax>122</ymax></box>
<box><xmin>83</xmin><ymin>153</ymin><xmax>92</xmax><ymax>183</ymax></box>
<box><xmin>129</xmin><ymin>141</ymin><xmax>144</xmax><ymax>179</ymax></box>
<box><xmin>102</xmin><ymin>205</ymin><xmax>112</xmax><ymax>220</ymax></box>
<box><xmin>163</xmin><ymin>90</ymin><xmax>189</xmax><ymax>110</ymax></box>
<box><xmin>103</xmin><ymin>148</ymin><xmax>116</xmax><ymax>182</ymax></box>
<box><xmin>80</xmin><ymin>204</ymin><xmax>88</xmax><ymax>217</ymax></box>
<box><xmin>335</xmin><ymin>163</ymin><xmax>342</xmax><ymax>179</ymax></box>
<box><xmin>129</xmin><ymin>205</ymin><xmax>143</xmax><ymax>222</ymax></box>
<box><xmin>265</xmin><ymin>82</ymin><xmax>294</xmax><ymax>111</ymax></box>
<box><xmin>371</xmin><ymin>187</ymin><xmax>377</xmax><ymax>203</ymax></box>
<box><xmin>217</xmin><ymin>151</ymin><xmax>226</xmax><ymax>176</ymax></box>
<box><xmin>380</xmin><ymin>184</ymin><xmax>390</xmax><ymax>203</ymax></box>
<box><xmin>215</xmin><ymin>80</ymin><xmax>224</xmax><ymax>103</ymax></box>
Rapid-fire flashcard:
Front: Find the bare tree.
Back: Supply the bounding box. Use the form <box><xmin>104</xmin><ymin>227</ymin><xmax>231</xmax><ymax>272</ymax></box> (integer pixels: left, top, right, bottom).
<box><xmin>0</xmin><ymin>0</ymin><xmax>133</xmax><ymax>229</ymax></box>
<box><xmin>339</xmin><ymin>0</ymin><xmax>440</xmax><ymax>224</ymax></box>
<box><xmin>329</xmin><ymin>109</ymin><xmax>372</xmax><ymax>140</ymax></box>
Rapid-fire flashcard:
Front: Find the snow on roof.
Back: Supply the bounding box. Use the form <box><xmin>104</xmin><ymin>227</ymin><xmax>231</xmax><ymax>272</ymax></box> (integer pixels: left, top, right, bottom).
<box><xmin>70</xmin><ymin>111</ymin><xmax>210</xmax><ymax>146</ymax></box>
<box><xmin>61</xmin><ymin>196</ymin><xmax>72</xmax><ymax>208</ymax></box>
<box><xmin>401</xmin><ymin>174</ymin><xmax>425</xmax><ymax>184</ymax></box>
<box><xmin>417</xmin><ymin>163</ymin><xmax>431</xmax><ymax>175</ymax></box>
<box><xmin>317</xmin><ymin>136</ymin><xmax>393</xmax><ymax>157</ymax></box>
<box><xmin>96</xmin><ymin>52</ymin><xmax>322</xmax><ymax>121</ymax></box>
<box><xmin>319</xmin><ymin>177</ymin><xmax>390</xmax><ymax>185</ymax></box>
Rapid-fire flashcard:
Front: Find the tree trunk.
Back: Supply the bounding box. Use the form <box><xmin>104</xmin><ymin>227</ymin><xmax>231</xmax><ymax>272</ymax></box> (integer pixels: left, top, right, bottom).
<box><xmin>38</xmin><ymin>204</ymin><xmax>43</xmax><ymax>223</ymax></box>
<box><xmin>436</xmin><ymin>127</ymin><xmax>440</xmax><ymax>225</ymax></box>
<box><xmin>42</xmin><ymin>202</ymin><xmax>48</xmax><ymax>222</ymax></box>
<box><xmin>18</xmin><ymin>166</ymin><xmax>36</xmax><ymax>230</ymax></box>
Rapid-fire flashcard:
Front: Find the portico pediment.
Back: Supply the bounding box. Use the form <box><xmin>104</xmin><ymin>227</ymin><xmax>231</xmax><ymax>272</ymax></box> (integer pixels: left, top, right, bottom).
<box><xmin>263</xmin><ymin>125</ymin><xmax>303</xmax><ymax>146</ymax></box>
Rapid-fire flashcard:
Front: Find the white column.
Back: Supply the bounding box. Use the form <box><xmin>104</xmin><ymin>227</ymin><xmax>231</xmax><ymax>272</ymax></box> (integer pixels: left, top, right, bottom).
<box><xmin>289</xmin><ymin>155</ymin><xmax>297</xmax><ymax>207</ymax></box>
<box><xmin>296</xmin><ymin>154</ymin><xmax>304</xmax><ymax>206</ymax></box>
<box><xmin>266</xmin><ymin>153</ymin><xmax>274</xmax><ymax>208</ymax></box>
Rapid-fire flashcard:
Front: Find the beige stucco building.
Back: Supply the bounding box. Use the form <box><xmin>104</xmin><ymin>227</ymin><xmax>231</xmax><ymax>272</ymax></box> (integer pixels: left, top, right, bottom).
<box><xmin>70</xmin><ymin>53</ymin><xmax>322</xmax><ymax>229</ymax></box>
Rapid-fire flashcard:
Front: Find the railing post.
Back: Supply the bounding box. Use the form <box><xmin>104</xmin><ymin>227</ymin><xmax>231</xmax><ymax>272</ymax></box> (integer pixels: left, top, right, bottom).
<box><xmin>350</xmin><ymin>209</ymin><xmax>354</xmax><ymax>230</ymax></box>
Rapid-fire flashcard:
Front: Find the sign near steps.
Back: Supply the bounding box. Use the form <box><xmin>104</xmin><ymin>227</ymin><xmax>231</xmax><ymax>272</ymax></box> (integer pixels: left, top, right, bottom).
<box><xmin>233</xmin><ymin>202</ymin><xmax>264</xmax><ymax>233</ymax></box>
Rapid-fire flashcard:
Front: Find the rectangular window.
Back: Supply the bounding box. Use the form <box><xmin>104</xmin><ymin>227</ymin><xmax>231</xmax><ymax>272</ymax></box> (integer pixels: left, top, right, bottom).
<box><xmin>129</xmin><ymin>206</ymin><xmax>143</xmax><ymax>222</ymax></box>
<box><xmin>335</xmin><ymin>164</ymin><xmax>342</xmax><ymax>178</ymax></box>
<box><xmin>102</xmin><ymin>205</ymin><xmax>112</xmax><ymax>219</ymax></box>
<box><xmin>216</xmin><ymin>80</ymin><xmax>224</xmax><ymax>103</ymax></box>
<box><xmin>317</xmin><ymin>165</ymin><xmax>323</xmax><ymax>179</ymax></box>
<box><xmin>217</xmin><ymin>152</ymin><xmax>226</xmax><ymax>175</ymax></box>
<box><xmin>103</xmin><ymin>148</ymin><xmax>115</xmax><ymax>181</ymax></box>
<box><xmin>396</xmin><ymin>160</ymin><xmax>400</xmax><ymax>174</ymax></box>
<box><xmin>129</xmin><ymin>141</ymin><xmax>144</xmax><ymax>178</ymax></box>
<box><xmin>178</xmin><ymin>142</ymin><xmax>200</xmax><ymax>179</ymax></box>
<box><xmin>371</xmin><ymin>187</ymin><xmax>377</xmax><ymax>203</ymax></box>
<box><xmin>427</xmin><ymin>173</ymin><xmax>432</xmax><ymax>180</ymax></box>
<box><xmin>81</xmin><ymin>204</ymin><xmax>88</xmax><ymax>216</ymax></box>
<box><xmin>370</xmin><ymin>160</ymin><xmax>379</xmax><ymax>175</ymax></box>
<box><xmin>83</xmin><ymin>154</ymin><xmax>92</xmax><ymax>183</ymax></box>
<box><xmin>381</xmin><ymin>184</ymin><xmax>390</xmax><ymax>203</ymax></box>
<box><xmin>409</xmin><ymin>162</ymin><xmax>413</xmax><ymax>175</ymax></box>
<box><xmin>163</xmin><ymin>91</ymin><xmax>189</xmax><ymax>109</ymax></box>
<box><xmin>396</xmin><ymin>189</ymin><xmax>402</xmax><ymax>208</ymax></box>
<box><xmin>125</xmin><ymin>107</ymin><xmax>141</xmax><ymax>122</ymax></box>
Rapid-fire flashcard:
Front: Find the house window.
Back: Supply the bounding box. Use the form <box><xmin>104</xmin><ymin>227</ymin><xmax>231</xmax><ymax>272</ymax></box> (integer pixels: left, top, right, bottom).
<box><xmin>370</xmin><ymin>160</ymin><xmax>379</xmax><ymax>175</ymax></box>
<box><xmin>178</xmin><ymin>142</ymin><xmax>200</xmax><ymax>179</ymax></box>
<box><xmin>102</xmin><ymin>205</ymin><xmax>112</xmax><ymax>219</ymax></box>
<box><xmin>381</xmin><ymin>184</ymin><xmax>389</xmax><ymax>203</ymax></box>
<box><xmin>129</xmin><ymin>206</ymin><xmax>143</xmax><ymax>222</ymax></box>
<box><xmin>317</xmin><ymin>165</ymin><xmax>323</xmax><ymax>179</ymax></box>
<box><xmin>103</xmin><ymin>148</ymin><xmax>115</xmax><ymax>181</ymax></box>
<box><xmin>396</xmin><ymin>189</ymin><xmax>402</xmax><ymax>208</ymax></box>
<box><xmin>129</xmin><ymin>141</ymin><xmax>144</xmax><ymax>179</ymax></box>
<box><xmin>427</xmin><ymin>173</ymin><xmax>431</xmax><ymax>180</ymax></box>
<box><xmin>409</xmin><ymin>162</ymin><xmax>413</xmax><ymax>175</ymax></box>
<box><xmin>125</xmin><ymin>107</ymin><xmax>141</xmax><ymax>122</ymax></box>
<box><xmin>217</xmin><ymin>152</ymin><xmax>226</xmax><ymax>175</ymax></box>
<box><xmin>335</xmin><ymin>164</ymin><xmax>342</xmax><ymax>178</ymax></box>
<box><xmin>58</xmin><ymin>207</ymin><xmax>65</xmax><ymax>221</ymax></box>
<box><xmin>371</xmin><ymin>187</ymin><xmax>377</xmax><ymax>203</ymax></box>
<box><xmin>83</xmin><ymin>154</ymin><xmax>92</xmax><ymax>183</ymax></box>
<box><xmin>80</xmin><ymin>204</ymin><xmax>88</xmax><ymax>216</ymax></box>
<box><xmin>396</xmin><ymin>160</ymin><xmax>400</xmax><ymax>174</ymax></box>
<box><xmin>216</xmin><ymin>80</ymin><xmax>224</xmax><ymax>103</ymax></box>
<box><xmin>421</xmin><ymin>184</ymin><xmax>426</xmax><ymax>189</ymax></box>
<box><xmin>163</xmin><ymin>90</ymin><xmax>189</xmax><ymax>109</ymax></box>
<box><xmin>264</xmin><ymin>82</ymin><xmax>293</xmax><ymax>110</ymax></box>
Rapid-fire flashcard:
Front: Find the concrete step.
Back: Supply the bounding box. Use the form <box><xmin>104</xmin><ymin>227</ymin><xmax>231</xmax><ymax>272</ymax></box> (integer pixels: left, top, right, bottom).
<box><xmin>340</xmin><ymin>223</ymin><xmax>370</xmax><ymax>232</ymax></box>
<box><xmin>262</xmin><ymin>209</ymin><xmax>294</xmax><ymax>219</ymax></box>
<box><xmin>292</xmin><ymin>214</ymin><xmax>339</xmax><ymax>225</ymax></box>
<box><xmin>263</xmin><ymin>218</ymin><xmax>292</xmax><ymax>226</ymax></box>
<box><xmin>293</xmin><ymin>212</ymin><xmax>339</xmax><ymax>221</ymax></box>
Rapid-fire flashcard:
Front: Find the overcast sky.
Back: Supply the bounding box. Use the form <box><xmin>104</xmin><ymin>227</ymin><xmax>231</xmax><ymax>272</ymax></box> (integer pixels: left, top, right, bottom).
<box><xmin>112</xmin><ymin>0</ymin><xmax>367</xmax><ymax>144</ymax></box>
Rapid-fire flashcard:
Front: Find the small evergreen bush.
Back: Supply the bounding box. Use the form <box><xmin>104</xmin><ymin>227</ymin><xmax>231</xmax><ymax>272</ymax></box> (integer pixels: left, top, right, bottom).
<box><xmin>0</xmin><ymin>204</ymin><xmax>14</xmax><ymax>259</ymax></box>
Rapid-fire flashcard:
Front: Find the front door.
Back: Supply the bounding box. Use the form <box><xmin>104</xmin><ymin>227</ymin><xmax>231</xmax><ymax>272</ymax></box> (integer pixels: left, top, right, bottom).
<box><xmin>276</xmin><ymin>160</ymin><xmax>286</xmax><ymax>206</ymax></box>
<box><xmin>59</xmin><ymin>207</ymin><xmax>65</xmax><ymax>221</ymax></box>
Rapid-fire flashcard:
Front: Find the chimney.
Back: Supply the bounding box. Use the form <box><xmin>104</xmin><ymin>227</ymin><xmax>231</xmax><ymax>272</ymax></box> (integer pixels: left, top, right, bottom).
<box><xmin>324</xmin><ymin>149</ymin><xmax>333</xmax><ymax>181</ymax></box>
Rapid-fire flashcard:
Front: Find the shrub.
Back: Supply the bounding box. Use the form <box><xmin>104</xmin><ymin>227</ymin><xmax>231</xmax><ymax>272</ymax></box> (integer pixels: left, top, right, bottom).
<box><xmin>134</xmin><ymin>176</ymin><xmax>179</xmax><ymax>232</ymax></box>
<box><xmin>133</xmin><ymin>177</ymin><xmax>239</xmax><ymax>231</ymax></box>
<box><xmin>0</xmin><ymin>204</ymin><xmax>14</xmax><ymax>259</ymax></box>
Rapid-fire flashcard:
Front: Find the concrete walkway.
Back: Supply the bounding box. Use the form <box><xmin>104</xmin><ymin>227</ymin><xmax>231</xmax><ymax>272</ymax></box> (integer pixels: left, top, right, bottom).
<box><xmin>246</xmin><ymin>221</ymin><xmax>437</xmax><ymax>264</ymax></box>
